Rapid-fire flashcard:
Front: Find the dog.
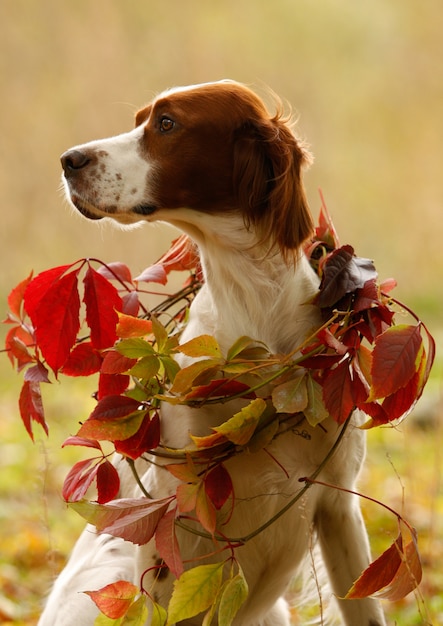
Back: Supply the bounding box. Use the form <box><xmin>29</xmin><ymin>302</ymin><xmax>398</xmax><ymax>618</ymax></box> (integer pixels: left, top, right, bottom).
<box><xmin>39</xmin><ymin>80</ymin><xmax>386</xmax><ymax>625</ymax></box>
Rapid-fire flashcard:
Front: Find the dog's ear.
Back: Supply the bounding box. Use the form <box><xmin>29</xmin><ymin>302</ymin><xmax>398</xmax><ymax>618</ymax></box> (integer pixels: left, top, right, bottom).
<box><xmin>233</xmin><ymin>115</ymin><xmax>313</xmax><ymax>261</ymax></box>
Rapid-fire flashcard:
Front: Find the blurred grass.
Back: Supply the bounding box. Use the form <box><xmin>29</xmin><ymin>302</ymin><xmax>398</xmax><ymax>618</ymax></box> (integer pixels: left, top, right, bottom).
<box><xmin>0</xmin><ymin>0</ymin><xmax>442</xmax><ymax>624</ymax></box>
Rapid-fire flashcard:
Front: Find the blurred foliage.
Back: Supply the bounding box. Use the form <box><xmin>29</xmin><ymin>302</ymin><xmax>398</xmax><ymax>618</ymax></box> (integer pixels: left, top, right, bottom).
<box><xmin>0</xmin><ymin>0</ymin><xmax>442</xmax><ymax>624</ymax></box>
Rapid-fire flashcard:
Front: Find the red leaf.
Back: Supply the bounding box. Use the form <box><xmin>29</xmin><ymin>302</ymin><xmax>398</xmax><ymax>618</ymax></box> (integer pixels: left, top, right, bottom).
<box><xmin>101</xmin><ymin>350</ymin><xmax>137</xmax><ymax>374</ymax></box>
<box><xmin>90</xmin><ymin>395</ymin><xmax>142</xmax><ymax>420</ymax></box>
<box><xmin>315</xmin><ymin>246</ymin><xmax>377</xmax><ymax>309</ymax></box>
<box><xmin>370</xmin><ymin>325</ymin><xmax>422</xmax><ymax>399</ymax></box>
<box><xmin>61</xmin><ymin>342</ymin><xmax>102</xmax><ymax>376</ymax></box>
<box><xmin>196</xmin><ymin>484</ymin><xmax>217</xmax><ymax>534</ymax></box>
<box><xmin>27</xmin><ymin>268</ymin><xmax>81</xmax><ymax>373</ymax></box>
<box><xmin>115</xmin><ymin>412</ymin><xmax>160</xmax><ymax>459</ymax></box>
<box><xmin>185</xmin><ymin>379</ymin><xmax>254</xmax><ymax>401</ymax></box>
<box><xmin>97</xmin><ymin>262</ymin><xmax>133</xmax><ymax>284</ymax></box>
<box><xmin>62</xmin><ymin>436</ymin><xmax>102</xmax><ymax>450</ymax></box>
<box><xmin>322</xmin><ymin>359</ymin><xmax>355</xmax><ymax>424</ymax></box>
<box><xmin>204</xmin><ymin>464</ymin><xmax>233</xmax><ymax>510</ymax></box>
<box><xmin>69</xmin><ymin>497</ymin><xmax>172</xmax><ymax>545</ymax></box>
<box><xmin>154</xmin><ymin>234</ymin><xmax>198</xmax><ymax>273</ymax></box>
<box><xmin>98</xmin><ymin>372</ymin><xmax>130</xmax><ymax>399</ymax></box>
<box><xmin>23</xmin><ymin>263</ymin><xmax>77</xmax><ymax>321</ymax></box>
<box><xmin>346</xmin><ymin>525</ymin><xmax>422</xmax><ymax>601</ymax></box>
<box><xmin>381</xmin><ymin>369</ymin><xmax>421</xmax><ymax>421</ymax></box>
<box><xmin>346</xmin><ymin>535</ymin><xmax>403</xmax><ymax>599</ymax></box>
<box><xmin>85</xmin><ymin>581</ymin><xmax>138</xmax><ymax>619</ymax></box>
<box><xmin>121</xmin><ymin>291</ymin><xmax>140</xmax><ymax>316</ymax></box>
<box><xmin>134</xmin><ymin>264</ymin><xmax>168</xmax><ymax>285</ymax></box>
<box><xmin>155</xmin><ymin>508</ymin><xmax>184</xmax><ymax>578</ymax></box>
<box><xmin>96</xmin><ymin>460</ymin><xmax>120</xmax><ymax>503</ymax></box>
<box><xmin>19</xmin><ymin>380</ymin><xmax>47</xmax><ymax>440</ymax></box>
<box><xmin>7</xmin><ymin>272</ymin><xmax>33</xmax><ymax>320</ymax></box>
<box><xmin>77</xmin><ymin>396</ymin><xmax>146</xmax><ymax>442</ymax></box>
<box><xmin>24</xmin><ymin>362</ymin><xmax>50</xmax><ymax>383</ymax></box>
<box><xmin>62</xmin><ymin>457</ymin><xmax>100</xmax><ymax>502</ymax></box>
<box><xmin>5</xmin><ymin>326</ymin><xmax>35</xmax><ymax>368</ymax></box>
<box><xmin>83</xmin><ymin>266</ymin><xmax>123</xmax><ymax>349</ymax></box>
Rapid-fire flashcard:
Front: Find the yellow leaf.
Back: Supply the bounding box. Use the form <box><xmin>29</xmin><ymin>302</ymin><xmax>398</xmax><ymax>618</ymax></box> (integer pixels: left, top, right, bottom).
<box><xmin>167</xmin><ymin>563</ymin><xmax>224</xmax><ymax>625</ymax></box>
<box><xmin>218</xmin><ymin>570</ymin><xmax>249</xmax><ymax>626</ymax></box>
<box><xmin>213</xmin><ymin>398</ymin><xmax>266</xmax><ymax>445</ymax></box>
<box><xmin>177</xmin><ymin>335</ymin><xmax>223</xmax><ymax>359</ymax></box>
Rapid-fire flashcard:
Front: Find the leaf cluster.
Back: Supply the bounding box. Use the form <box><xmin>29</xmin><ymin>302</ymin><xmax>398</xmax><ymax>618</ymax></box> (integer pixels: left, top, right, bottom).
<box><xmin>2</xmin><ymin>203</ymin><xmax>435</xmax><ymax>623</ymax></box>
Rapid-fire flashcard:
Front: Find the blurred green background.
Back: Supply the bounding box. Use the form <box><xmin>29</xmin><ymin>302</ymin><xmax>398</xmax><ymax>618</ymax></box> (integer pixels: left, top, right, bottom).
<box><xmin>0</xmin><ymin>1</ymin><xmax>441</xmax><ymax>624</ymax></box>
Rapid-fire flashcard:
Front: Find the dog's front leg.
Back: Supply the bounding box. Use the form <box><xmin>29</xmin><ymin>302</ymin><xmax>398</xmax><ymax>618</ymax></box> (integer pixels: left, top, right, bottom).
<box><xmin>316</xmin><ymin>490</ymin><xmax>386</xmax><ymax>626</ymax></box>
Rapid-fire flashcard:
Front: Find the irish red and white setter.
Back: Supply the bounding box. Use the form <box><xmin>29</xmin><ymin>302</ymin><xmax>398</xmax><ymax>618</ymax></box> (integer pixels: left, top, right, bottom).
<box><xmin>40</xmin><ymin>80</ymin><xmax>386</xmax><ymax>625</ymax></box>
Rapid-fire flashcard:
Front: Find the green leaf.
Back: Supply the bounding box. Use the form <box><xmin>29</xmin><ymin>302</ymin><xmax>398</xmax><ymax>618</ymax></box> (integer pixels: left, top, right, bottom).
<box><xmin>150</xmin><ymin>601</ymin><xmax>167</xmax><ymax>626</ymax></box>
<box><xmin>167</xmin><ymin>563</ymin><xmax>224</xmax><ymax>625</ymax></box>
<box><xmin>213</xmin><ymin>398</ymin><xmax>266</xmax><ymax>445</ymax></box>
<box><xmin>129</xmin><ymin>355</ymin><xmax>160</xmax><ymax>379</ymax></box>
<box><xmin>151</xmin><ymin>316</ymin><xmax>169</xmax><ymax>352</ymax></box>
<box><xmin>177</xmin><ymin>335</ymin><xmax>222</xmax><ymax>359</ymax></box>
<box><xmin>116</xmin><ymin>338</ymin><xmax>156</xmax><ymax>358</ymax></box>
<box><xmin>271</xmin><ymin>372</ymin><xmax>308</xmax><ymax>413</ymax></box>
<box><xmin>159</xmin><ymin>356</ymin><xmax>181</xmax><ymax>383</ymax></box>
<box><xmin>123</xmin><ymin>596</ymin><xmax>149</xmax><ymax>625</ymax></box>
<box><xmin>218</xmin><ymin>570</ymin><xmax>249</xmax><ymax>626</ymax></box>
<box><xmin>304</xmin><ymin>375</ymin><xmax>329</xmax><ymax>426</ymax></box>
<box><xmin>226</xmin><ymin>336</ymin><xmax>257</xmax><ymax>360</ymax></box>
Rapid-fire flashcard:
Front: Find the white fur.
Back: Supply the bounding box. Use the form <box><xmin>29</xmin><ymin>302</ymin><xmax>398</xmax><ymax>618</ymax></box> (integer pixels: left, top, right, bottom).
<box><xmin>41</xmin><ymin>81</ymin><xmax>387</xmax><ymax>625</ymax></box>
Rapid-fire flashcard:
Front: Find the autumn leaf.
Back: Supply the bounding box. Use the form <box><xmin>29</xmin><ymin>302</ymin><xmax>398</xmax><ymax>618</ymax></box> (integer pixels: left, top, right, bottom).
<box><xmin>85</xmin><ymin>580</ymin><xmax>138</xmax><ymax>619</ymax></box>
<box><xmin>69</xmin><ymin>497</ymin><xmax>172</xmax><ymax>545</ymax></box>
<box><xmin>6</xmin><ymin>271</ymin><xmax>33</xmax><ymax>320</ymax></box>
<box><xmin>213</xmin><ymin>398</ymin><xmax>266</xmax><ymax>445</ymax></box>
<box><xmin>116</xmin><ymin>312</ymin><xmax>153</xmax><ymax>339</ymax></box>
<box><xmin>61</xmin><ymin>342</ymin><xmax>102</xmax><ymax>376</ymax></box>
<box><xmin>218</xmin><ymin>569</ymin><xmax>248</xmax><ymax>626</ymax></box>
<box><xmin>370</xmin><ymin>324</ymin><xmax>423</xmax><ymax>399</ymax></box>
<box><xmin>96</xmin><ymin>460</ymin><xmax>121</xmax><ymax>504</ymax></box>
<box><xmin>114</xmin><ymin>412</ymin><xmax>161</xmax><ymax>459</ymax></box>
<box><xmin>204</xmin><ymin>464</ymin><xmax>233</xmax><ymax>511</ymax></box>
<box><xmin>272</xmin><ymin>372</ymin><xmax>308</xmax><ymax>414</ymax></box>
<box><xmin>155</xmin><ymin>509</ymin><xmax>184</xmax><ymax>579</ymax></box>
<box><xmin>322</xmin><ymin>359</ymin><xmax>355</xmax><ymax>424</ymax></box>
<box><xmin>177</xmin><ymin>335</ymin><xmax>222</xmax><ymax>359</ymax></box>
<box><xmin>170</xmin><ymin>359</ymin><xmax>221</xmax><ymax>395</ymax></box>
<box><xmin>83</xmin><ymin>266</ymin><xmax>123</xmax><ymax>349</ymax></box>
<box><xmin>25</xmin><ymin>266</ymin><xmax>81</xmax><ymax>373</ymax></box>
<box><xmin>97</xmin><ymin>261</ymin><xmax>133</xmax><ymax>284</ymax></box>
<box><xmin>101</xmin><ymin>350</ymin><xmax>137</xmax><ymax>375</ymax></box>
<box><xmin>315</xmin><ymin>245</ymin><xmax>377</xmax><ymax>309</ymax></box>
<box><xmin>116</xmin><ymin>337</ymin><xmax>156</xmax><ymax>359</ymax></box>
<box><xmin>19</xmin><ymin>380</ymin><xmax>47</xmax><ymax>440</ymax></box>
<box><xmin>167</xmin><ymin>563</ymin><xmax>224</xmax><ymax>625</ymax></box>
<box><xmin>346</xmin><ymin>523</ymin><xmax>422</xmax><ymax>601</ymax></box>
<box><xmin>62</xmin><ymin>457</ymin><xmax>101</xmax><ymax>502</ymax></box>
<box><xmin>98</xmin><ymin>372</ymin><xmax>130</xmax><ymax>400</ymax></box>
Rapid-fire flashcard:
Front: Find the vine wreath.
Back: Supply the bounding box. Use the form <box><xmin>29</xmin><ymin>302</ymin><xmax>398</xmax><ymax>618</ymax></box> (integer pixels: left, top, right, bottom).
<box><xmin>3</xmin><ymin>199</ymin><xmax>435</xmax><ymax>624</ymax></box>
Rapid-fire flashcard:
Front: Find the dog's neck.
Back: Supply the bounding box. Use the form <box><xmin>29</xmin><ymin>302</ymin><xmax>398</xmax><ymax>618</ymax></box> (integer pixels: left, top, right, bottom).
<box><xmin>165</xmin><ymin>211</ymin><xmax>321</xmax><ymax>354</ymax></box>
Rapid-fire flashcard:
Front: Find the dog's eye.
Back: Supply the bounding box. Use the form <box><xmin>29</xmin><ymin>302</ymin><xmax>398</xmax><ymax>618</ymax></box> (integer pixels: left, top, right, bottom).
<box><xmin>160</xmin><ymin>117</ymin><xmax>175</xmax><ymax>133</ymax></box>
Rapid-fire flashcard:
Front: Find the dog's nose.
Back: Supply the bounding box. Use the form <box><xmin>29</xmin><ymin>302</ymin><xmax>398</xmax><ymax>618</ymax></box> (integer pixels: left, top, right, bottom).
<box><xmin>61</xmin><ymin>149</ymin><xmax>91</xmax><ymax>173</ymax></box>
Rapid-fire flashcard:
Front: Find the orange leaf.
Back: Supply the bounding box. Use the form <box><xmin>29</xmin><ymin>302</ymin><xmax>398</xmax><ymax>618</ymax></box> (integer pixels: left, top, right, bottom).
<box><xmin>116</xmin><ymin>312</ymin><xmax>153</xmax><ymax>338</ymax></box>
<box><xmin>85</xmin><ymin>580</ymin><xmax>138</xmax><ymax>619</ymax></box>
<box><xmin>346</xmin><ymin>524</ymin><xmax>422</xmax><ymax>601</ymax></box>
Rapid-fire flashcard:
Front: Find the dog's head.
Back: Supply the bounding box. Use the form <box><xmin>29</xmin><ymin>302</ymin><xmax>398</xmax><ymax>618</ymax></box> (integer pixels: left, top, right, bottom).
<box><xmin>61</xmin><ymin>80</ymin><xmax>313</xmax><ymax>256</ymax></box>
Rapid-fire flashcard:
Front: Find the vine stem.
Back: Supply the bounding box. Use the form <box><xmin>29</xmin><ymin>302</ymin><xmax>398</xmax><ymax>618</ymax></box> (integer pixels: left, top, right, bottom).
<box><xmin>126</xmin><ymin>458</ymin><xmax>152</xmax><ymax>499</ymax></box>
<box><xmin>175</xmin><ymin>417</ymin><xmax>351</xmax><ymax>545</ymax></box>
